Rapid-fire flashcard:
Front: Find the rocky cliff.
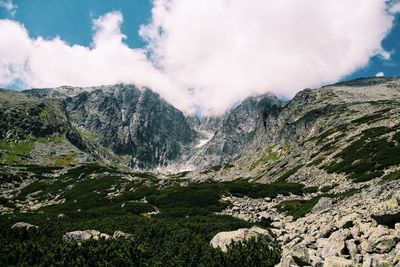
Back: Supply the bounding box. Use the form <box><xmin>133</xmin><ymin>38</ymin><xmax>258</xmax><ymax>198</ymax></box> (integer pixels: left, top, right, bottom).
<box><xmin>25</xmin><ymin>84</ymin><xmax>197</xmax><ymax>169</ymax></box>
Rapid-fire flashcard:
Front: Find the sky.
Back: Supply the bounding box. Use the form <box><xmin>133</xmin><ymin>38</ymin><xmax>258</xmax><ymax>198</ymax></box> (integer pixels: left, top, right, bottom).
<box><xmin>0</xmin><ymin>0</ymin><xmax>400</xmax><ymax>115</ymax></box>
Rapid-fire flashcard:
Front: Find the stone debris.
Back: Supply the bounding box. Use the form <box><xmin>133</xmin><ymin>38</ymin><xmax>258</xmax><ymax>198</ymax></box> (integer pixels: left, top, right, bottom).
<box><xmin>216</xmin><ymin>182</ymin><xmax>400</xmax><ymax>266</ymax></box>
<box><xmin>210</xmin><ymin>226</ymin><xmax>273</xmax><ymax>252</ymax></box>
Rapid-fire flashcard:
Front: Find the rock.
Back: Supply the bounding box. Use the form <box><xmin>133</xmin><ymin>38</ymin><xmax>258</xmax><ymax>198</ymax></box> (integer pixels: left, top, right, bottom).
<box><xmin>324</xmin><ymin>256</ymin><xmax>356</xmax><ymax>267</ymax></box>
<box><xmin>11</xmin><ymin>222</ymin><xmax>38</xmax><ymax>230</ymax></box>
<box><xmin>63</xmin><ymin>231</ymin><xmax>94</xmax><ymax>242</ymax></box>
<box><xmin>309</xmin><ymin>255</ymin><xmax>324</xmax><ymax>267</ymax></box>
<box><xmin>336</xmin><ymin>213</ymin><xmax>360</xmax><ymax>229</ymax></box>
<box><xmin>320</xmin><ymin>231</ymin><xmax>347</xmax><ymax>259</ymax></box>
<box><xmin>100</xmin><ymin>233</ymin><xmax>111</xmax><ymax>240</ymax></box>
<box><xmin>62</xmin><ymin>230</ymin><xmax>107</xmax><ymax>243</ymax></box>
<box><xmin>371</xmin><ymin>198</ymin><xmax>400</xmax><ymax>228</ymax></box>
<box><xmin>369</xmin><ymin>236</ymin><xmax>396</xmax><ymax>254</ymax></box>
<box><xmin>280</xmin><ymin>244</ymin><xmax>311</xmax><ymax>266</ymax></box>
<box><xmin>363</xmin><ymin>254</ymin><xmax>395</xmax><ymax>267</ymax></box>
<box><xmin>57</xmin><ymin>213</ymin><xmax>65</xmax><ymax>218</ymax></box>
<box><xmin>345</xmin><ymin>239</ymin><xmax>359</xmax><ymax>259</ymax></box>
<box><xmin>365</xmin><ymin>225</ymin><xmax>398</xmax><ymax>254</ymax></box>
<box><xmin>312</xmin><ymin>197</ymin><xmax>333</xmax><ymax>213</ymax></box>
<box><xmin>318</xmin><ymin>224</ymin><xmax>336</xmax><ymax>238</ymax></box>
<box><xmin>210</xmin><ymin>226</ymin><xmax>272</xmax><ymax>252</ymax></box>
<box><xmin>113</xmin><ymin>231</ymin><xmax>133</xmax><ymax>239</ymax></box>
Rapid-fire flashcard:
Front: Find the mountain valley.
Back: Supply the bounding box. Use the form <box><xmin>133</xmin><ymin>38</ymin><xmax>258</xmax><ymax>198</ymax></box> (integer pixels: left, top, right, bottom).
<box><xmin>1</xmin><ymin>77</ymin><xmax>400</xmax><ymax>266</ymax></box>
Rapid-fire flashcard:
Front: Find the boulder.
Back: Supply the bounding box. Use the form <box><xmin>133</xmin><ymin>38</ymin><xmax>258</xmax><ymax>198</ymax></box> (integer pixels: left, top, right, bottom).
<box><xmin>324</xmin><ymin>256</ymin><xmax>357</xmax><ymax>267</ymax></box>
<box><xmin>11</xmin><ymin>222</ymin><xmax>38</xmax><ymax>230</ymax></box>
<box><xmin>369</xmin><ymin>236</ymin><xmax>396</xmax><ymax>254</ymax></box>
<box><xmin>113</xmin><ymin>231</ymin><xmax>133</xmax><ymax>239</ymax></box>
<box><xmin>345</xmin><ymin>239</ymin><xmax>358</xmax><ymax>259</ymax></box>
<box><xmin>279</xmin><ymin>244</ymin><xmax>311</xmax><ymax>266</ymax></box>
<box><xmin>312</xmin><ymin>197</ymin><xmax>333</xmax><ymax>213</ymax></box>
<box><xmin>320</xmin><ymin>230</ymin><xmax>347</xmax><ymax>259</ymax></box>
<box><xmin>62</xmin><ymin>230</ymin><xmax>109</xmax><ymax>243</ymax></box>
<box><xmin>63</xmin><ymin>230</ymin><xmax>94</xmax><ymax>242</ymax></box>
<box><xmin>363</xmin><ymin>254</ymin><xmax>396</xmax><ymax>267</ymax></box>
<box><xmin>371</xmin><ymin>198</ymin><xmax>400</xmax><ymax>228</ymax></box>
<box><xmin>336</xmin><ymin>213</ymin><xmax>360</xmax><ymax>229</ymax></box>
<box><xmin>210</xmin><ymin>226</ymin><xmax>272</xmax><ymax>252</ymax></box>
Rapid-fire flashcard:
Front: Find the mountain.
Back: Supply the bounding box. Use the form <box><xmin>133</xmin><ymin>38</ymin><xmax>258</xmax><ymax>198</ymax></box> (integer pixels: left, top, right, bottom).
<box><xmin>1</xmin><ymin>77</ymin><xmax>400</xmax><ymax>266</ymax></box>
<box><xmin>189</xmin><ymin>93</ymin><xmax>284</xmax><ymax>168</ymax></box>
<box><xmin>24</xmin><ymin>84</ymin><xmax>197</xmax><ymax>169</ymax></box>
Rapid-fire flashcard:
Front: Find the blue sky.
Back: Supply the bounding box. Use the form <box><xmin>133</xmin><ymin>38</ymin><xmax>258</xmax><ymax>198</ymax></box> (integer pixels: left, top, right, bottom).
<box><xmin>0</xmin><ymin>0</ymin><xmax>152</xmax><ymax>48</ymax></box>
<box><xmin>0</xmin><ymin>0</ymin><xmax>399</xmax><ymax>114</ymax></box>
<box><xmin>2</xmin><ymin>0</ymin><xmax>398</xmax><ymax>80</ymax></box>
<box><xmin>346</xmin><ymin>13</ymin><xmax>400</xmax><ymax>80</ymax></box>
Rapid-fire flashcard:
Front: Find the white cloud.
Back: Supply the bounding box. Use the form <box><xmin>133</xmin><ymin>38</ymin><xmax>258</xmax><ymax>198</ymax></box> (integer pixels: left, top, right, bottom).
<box><xmin>0</xmin><ymin>0</ymin><xmax>17</xmax><ymax>16</ymax></box>
<box><xmin>378</xmin><ymin>50</ymin><xmax>392</xmax><ymax>60</ymax></box>
<box><xmin>140</xmin><ymin>0</ymin><xmax>395</xmax><ymax>114</ymax></box>
<box><xmin>0</xmin><ymin>12</ymin><xmax>193</xmax><ymax>112</ymax></box>
<box><xmin>390</xmin><ymin>2</ymin><xmax>400</xmax><ymax>13</ymax></box>
<box><xmin>375</xmin><ymin>72</ymin><xmax>385</xmax><ymax>77</ymax></box>
<box><xmin>0</xmin><ymin>1</ymin><xmax>398</xmax><ymax>115</ymax></box>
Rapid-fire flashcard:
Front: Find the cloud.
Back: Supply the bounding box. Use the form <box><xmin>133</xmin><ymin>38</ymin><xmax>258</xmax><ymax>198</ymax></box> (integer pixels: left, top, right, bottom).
<box><xmin>0</xmin><ymin>0</ymin><xmax>17</xmax><ymax>16</ymax></box>
<box><xmin>0</xmin><ymin>12</ymin><xmax>193</xmax><ymax>112</ymax></box>
<box><xmin>390</xmin><ymin>2</ymin><xmax>400</xmax><ymax>13</ymax></box>
<box><xmin>375</xmin><ymin>72</ymin><xmax>385</xmax><ymax>77</ymax></box>
<box><xmin>0</xmin><ymin>1</ymin><xmax>398</xmax><ymax>115</ymax></box>
<box><xmin>140</xmin><ymin>0</ymin><xmax>396</xmax><ymax>114</ymax></box>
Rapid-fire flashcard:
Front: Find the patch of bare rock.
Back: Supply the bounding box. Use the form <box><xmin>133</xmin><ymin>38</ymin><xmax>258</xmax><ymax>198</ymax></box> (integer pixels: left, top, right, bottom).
<box><xmin>62</xmin><ymin>230</ymin><xmax>133</xmax><ymax>243</ymax></box>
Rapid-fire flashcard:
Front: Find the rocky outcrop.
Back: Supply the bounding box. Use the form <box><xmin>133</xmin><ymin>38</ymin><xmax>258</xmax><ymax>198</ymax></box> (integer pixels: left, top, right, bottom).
<box><xmin>191</xmin><ymin>93</ymin><xmax>284</xmax><ymax>168</ymax></box>
<box><xmin>311</xmin><ymin>197</ymin><xmax>334</xmax><ymax>214</ymax></box>
<box><xmin>62</xmin><ymin>230</ymin><xmax>110</xmax><ymax>242</ymax></box>
<box><xmin>11</xmin><ymin>222</ymin><xmax>38</xmax><ymax>230</ymax></box>
<box><xmin>274</xmin><ymin>196</ymin><xmax>400</xmax><ymax>266</ymax></box>
<box><xmin>63</xmin><ymin>230</ymin><xmax>134</xmax><ymax>243</ymax></box>
<box><xmin>112</xmin><ymin>230</ymin><xmax>133</xmax><ymax>239</ymax></box>
<box><xmin>61</xmin><ymin>85</ymin><xmax>197</xmax><ymax>169</ymax></box>
<box><xmin>210</xmin><ymin>226</ymin><xmax>273</xmax><ymax>252</ymax></box>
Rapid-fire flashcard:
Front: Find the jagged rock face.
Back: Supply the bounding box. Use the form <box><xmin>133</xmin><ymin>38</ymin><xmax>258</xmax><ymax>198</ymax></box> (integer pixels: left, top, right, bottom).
<box><xmin>186</xmin><ymin>115</ymin><xmax>225</xmax><ymax>134</ymax></box>
<box><xmin>191</xmin><ymin>94</ymin><xmax>285</xmax><ymax>168</ymax></box>
<box><xmin>60</xmin><ymin>85</ymin><xmax>196</xmax><ymax>169</ymax></box>
<box><xmin>0</xmin><ymin>89</ymin><xmax>86</xmax><ymax>150</ymax></box>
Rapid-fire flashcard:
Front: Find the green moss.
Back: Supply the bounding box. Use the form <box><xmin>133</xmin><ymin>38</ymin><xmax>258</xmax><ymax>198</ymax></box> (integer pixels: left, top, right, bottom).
<box><xmin>77</xmin><ymin>128</ymin><xmax>98</xmax><ymax>143</ymax></box>
<box><xmin>0</xmin><ymin>140</ymin><xmax>34</xmax><ymax>164</ymax></box>
<box><xmin>53</xmin><ymin>151</ymin><xmax>77</xmax><ymax>166</ymax></box>
<box><xmin>250</xmin><ymin>146</ymin><xmax>280</xmax><ymax>170</ymax></box>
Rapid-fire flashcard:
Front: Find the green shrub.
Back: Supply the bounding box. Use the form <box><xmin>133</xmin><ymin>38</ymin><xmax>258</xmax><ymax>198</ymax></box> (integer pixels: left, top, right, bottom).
<box><xmin>275</xmin><ymin>196</ymin><xmax>321</xmax><ymax>220</ymax></box>
<box><xmin>325</xmin><ymin>126</ymin><xmax>400</xmax><ymax>182</ymax></box>
<box><xmin>276</xmin><ymin>165</ymin><xmax>303</xmax><ymax>182</ymax></box>
<box><xmin>381</xmin><ymin>170</ymin><xmax>400</xmax><ymax>181</ymax></box>
<box><xmin>0</xmin><ymin>214</ymin><xmax>280</xmax><ymax>266</ymax></box>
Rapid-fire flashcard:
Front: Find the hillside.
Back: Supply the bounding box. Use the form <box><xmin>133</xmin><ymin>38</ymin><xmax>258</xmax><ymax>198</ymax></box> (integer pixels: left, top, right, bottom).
<box><xmin>1</xmin><ymin>77</ymin><xmax>400</xmax><ymax>266</ymax></box>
